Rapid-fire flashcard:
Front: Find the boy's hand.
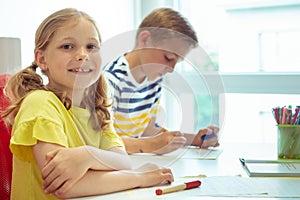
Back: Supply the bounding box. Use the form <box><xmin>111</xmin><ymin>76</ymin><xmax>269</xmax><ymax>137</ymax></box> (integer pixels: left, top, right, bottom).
<box><xmin>152</xmin><ymin>131</ymin><xmax>186</xmax><ymax>155</ymax></box>
<box><xmin>194</xmin><ymin>125</ymin><xmax>219</xmax><ymax>148</ymax></box>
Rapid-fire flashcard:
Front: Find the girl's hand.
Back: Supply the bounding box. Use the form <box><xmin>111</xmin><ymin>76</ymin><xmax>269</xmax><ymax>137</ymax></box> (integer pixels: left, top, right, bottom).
<box><xmin>42</xmin><ymin>146</ymin><xmax>91</xmax><ymax>195</ymax></box>
<box><xmin>134</xmin><ymin>163</ymin><xmax>174</xmax><ymax>187</ymax></box>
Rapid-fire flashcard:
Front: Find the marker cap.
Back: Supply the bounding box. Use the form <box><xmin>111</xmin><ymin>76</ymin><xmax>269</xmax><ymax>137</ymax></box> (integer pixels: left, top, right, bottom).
<box><xmin>185</xmin><ymin>180</ymin><xmax>201</xmax><ymax>189</ymax></box>
<box><xmin>155</xmin><ymin>189</ymin><xmax>163</xmax><ymax>195</ymax></box>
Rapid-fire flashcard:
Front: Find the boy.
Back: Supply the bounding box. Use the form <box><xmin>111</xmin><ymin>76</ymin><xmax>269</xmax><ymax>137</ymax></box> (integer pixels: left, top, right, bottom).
<box><xmin>104</xmin><ymin>8</ymin><xmax>219</xmax><ymax>155</ymax></box>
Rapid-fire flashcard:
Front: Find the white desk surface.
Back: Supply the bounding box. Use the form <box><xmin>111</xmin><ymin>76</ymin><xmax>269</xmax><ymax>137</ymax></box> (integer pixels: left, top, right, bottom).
<box><xmin>71</xmin><ymin>142</ymin><xmax>300</xmax><ymax>200</ymax></box>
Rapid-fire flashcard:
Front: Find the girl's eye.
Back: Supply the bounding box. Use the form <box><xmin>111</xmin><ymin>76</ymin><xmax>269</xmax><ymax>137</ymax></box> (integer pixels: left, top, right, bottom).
<box><xmin>61</xmin><ymin>44</ymin><xmax>73</xmax><ymax>50</ymax></box>
<box><xmin>87</xmin><ymin>44</ymin><xmax>99</xmax><ymax>50</ymax></box>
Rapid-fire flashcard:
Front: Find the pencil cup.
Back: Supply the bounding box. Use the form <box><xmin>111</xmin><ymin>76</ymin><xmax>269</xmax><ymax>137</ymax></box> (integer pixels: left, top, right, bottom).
<box><xmin>277</xmin><ymin>124</ymin><xmax>300</xmax><ymax>159</ymax></box>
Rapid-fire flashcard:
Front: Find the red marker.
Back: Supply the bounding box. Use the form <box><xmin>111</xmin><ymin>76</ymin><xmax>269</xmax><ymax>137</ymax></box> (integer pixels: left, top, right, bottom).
<box><xmin>155</xmin><ymin>180</ymin><xmax>201</xmax><ymax>195</ymax></box>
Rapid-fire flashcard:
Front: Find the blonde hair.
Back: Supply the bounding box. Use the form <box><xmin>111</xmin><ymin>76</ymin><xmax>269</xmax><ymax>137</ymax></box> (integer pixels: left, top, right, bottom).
<box><xmin>1</xmin><ymin>8</ymin><xmax>111</xmax><ymax>131</ymax></box>
<box><xmin>137</xmin><ymin>8</ymin><xmax>198</xmax><ymax>48</ymax></box>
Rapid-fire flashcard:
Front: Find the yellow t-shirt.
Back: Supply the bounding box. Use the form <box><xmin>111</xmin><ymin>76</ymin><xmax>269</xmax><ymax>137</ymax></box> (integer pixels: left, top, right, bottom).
<box><xmin>10</xmin><ymin>90</ymin><xmax>124</xmax><ymax>200</ymax></box>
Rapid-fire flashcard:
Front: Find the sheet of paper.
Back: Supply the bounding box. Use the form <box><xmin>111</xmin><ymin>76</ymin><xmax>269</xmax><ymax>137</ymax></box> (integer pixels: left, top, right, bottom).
<box><xmin>130</xmin><ymin>147</ymin><xmax>222</xmax><ymax>160</ymax></box>
<box><xmin>163</xmin><ymin>147</ymin><xmax>222</xmax><ymax>160</ymax></box>
<box><xmin>71</xmin><ymin>176</ymin><xmax>300</xmax><ymax>200</ymax></box>
<box><xmin>186</xmin><ymin>176</ymin><xmax>300</xmax><ymax>197</ymax></box>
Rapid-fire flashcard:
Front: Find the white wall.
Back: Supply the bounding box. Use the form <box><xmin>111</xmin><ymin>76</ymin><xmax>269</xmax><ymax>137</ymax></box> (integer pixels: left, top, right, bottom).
<box><xmin>0</xmin><ymin>0</ymin><xmax>135</xmax><ymax>73</ymax></box>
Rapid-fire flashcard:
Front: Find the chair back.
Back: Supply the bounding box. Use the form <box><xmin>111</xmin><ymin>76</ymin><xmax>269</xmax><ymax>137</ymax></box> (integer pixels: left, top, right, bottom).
<box><xmin>0</xmin><ymin>74</ymin><xmax>12</xmax><ymax>200</ymax></box>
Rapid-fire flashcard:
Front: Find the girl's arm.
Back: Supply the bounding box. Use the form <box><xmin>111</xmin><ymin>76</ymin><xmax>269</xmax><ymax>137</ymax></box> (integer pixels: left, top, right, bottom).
<box><xmin>55</xmin><ymin>163</ymin><xmax>173</xmax><ymax>199</ymax></box>
<box><xmin>33</xmin><ymin>141</ymin><xmax>132</xmax><ymax>195</ymax></box>
<box><xmin>33</xmin><ymin>141</ymin><xmax>173</xmax><ymax>198</ymax></box>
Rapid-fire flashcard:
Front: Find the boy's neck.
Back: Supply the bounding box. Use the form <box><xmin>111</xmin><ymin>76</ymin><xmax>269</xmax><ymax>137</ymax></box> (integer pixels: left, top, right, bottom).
<box><xmin>125</xmin><ymin>51</ymin><xmax>146</xmax><ymax>84</ymax></box>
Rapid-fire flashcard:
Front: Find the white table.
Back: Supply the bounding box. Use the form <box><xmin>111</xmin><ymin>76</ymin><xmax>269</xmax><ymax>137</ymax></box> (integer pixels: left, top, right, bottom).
<box><xmin>71</xmin><ymin>142</ymin><xmax>300</xmax><ymax>200</ymax></box>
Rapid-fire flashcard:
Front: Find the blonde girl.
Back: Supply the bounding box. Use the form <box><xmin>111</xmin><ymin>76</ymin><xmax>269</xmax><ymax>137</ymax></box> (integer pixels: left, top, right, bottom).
<box><xmin>2</xmin><ymin>8</ymin><xmax>173</xmax><ymax>200</ymax></box>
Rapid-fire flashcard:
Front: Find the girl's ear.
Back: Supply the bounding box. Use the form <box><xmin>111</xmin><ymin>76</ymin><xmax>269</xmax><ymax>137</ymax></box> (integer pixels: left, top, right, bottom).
<box><xmin>34</xmin><ymin>50</ymin><xmax>47</xmax><ymax>70</ymax></box>
<box><xmin>137</xmin><ymin>30</ymin><xmax>152</xmax><ymax>47</ymax></box>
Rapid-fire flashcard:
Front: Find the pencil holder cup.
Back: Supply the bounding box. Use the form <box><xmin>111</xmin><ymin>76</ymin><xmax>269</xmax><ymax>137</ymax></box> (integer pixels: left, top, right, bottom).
<box><xmin>277</xmin><ymin>124</ymin><xmax>300</xmax><ymax>159</ymax></box>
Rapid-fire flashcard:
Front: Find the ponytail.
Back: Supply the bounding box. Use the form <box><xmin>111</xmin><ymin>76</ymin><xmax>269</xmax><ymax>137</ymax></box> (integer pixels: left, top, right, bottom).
<box><xmin>2</xmin><ymin>64</ymin><xmax>108</xmax><ymax>131</ymax></box>
<box><xmin>83</xmin><ymin>74</ymin><xmax>112</xmax><ymax>131</ymax></box>
<box><xmin>1</xmin><ymin>62</ymin><xmax>72</xmax><ymax>128</ymax></box>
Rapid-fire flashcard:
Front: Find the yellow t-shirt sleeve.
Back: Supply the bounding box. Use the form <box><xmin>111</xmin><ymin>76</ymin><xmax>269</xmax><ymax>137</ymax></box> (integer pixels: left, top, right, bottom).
<box><xmin>10</xmin><ymin>91</ymin><xmax>69</xmax><ymax>162</ymax></box>
<box><xmin>99</xmin><ymin>123</ymin><xmax>124</xmax><ymax>150</ymax></box>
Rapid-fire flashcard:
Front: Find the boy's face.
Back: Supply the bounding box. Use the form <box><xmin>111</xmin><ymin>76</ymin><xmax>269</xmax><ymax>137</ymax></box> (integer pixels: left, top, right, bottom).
<box><xmin>138</xmin><ymin>38</ymin><xmax>191</xmax><ymax>81</ymax></box>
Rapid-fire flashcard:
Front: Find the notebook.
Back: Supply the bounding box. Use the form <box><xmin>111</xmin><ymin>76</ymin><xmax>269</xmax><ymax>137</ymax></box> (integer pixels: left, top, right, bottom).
<box><xmin>239</xmin><ymin>158</ymin><xmax>300</xmax><ymax>177</ymax></box>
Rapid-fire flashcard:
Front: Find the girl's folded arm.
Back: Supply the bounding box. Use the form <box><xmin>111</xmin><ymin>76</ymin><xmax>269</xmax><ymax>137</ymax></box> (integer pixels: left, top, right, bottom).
<box><xmin>32</xmin><ymin>141</ymin><xmax>132</xmax><ymax>196</ymax></box>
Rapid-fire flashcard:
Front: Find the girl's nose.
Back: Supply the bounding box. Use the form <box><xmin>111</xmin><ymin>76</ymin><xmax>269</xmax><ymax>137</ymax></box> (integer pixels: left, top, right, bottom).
<box><xmin>76</xmin><ymin>47</ymin><xmax>89</xmax><ymax>61</ymax></box>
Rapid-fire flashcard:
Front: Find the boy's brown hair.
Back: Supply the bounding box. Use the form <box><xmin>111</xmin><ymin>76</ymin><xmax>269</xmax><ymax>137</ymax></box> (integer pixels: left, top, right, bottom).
<box><xmin>137</xmin><ymin>8</ymin><xmax>198</xmax><ymax>48</ymax></box>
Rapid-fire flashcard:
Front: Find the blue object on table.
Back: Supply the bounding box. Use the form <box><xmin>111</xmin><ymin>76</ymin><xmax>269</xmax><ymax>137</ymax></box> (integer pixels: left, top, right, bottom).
<box><xmin>201</xmin><ymin>131</ymin><xmax>216</xmax><ymax>141</ymax></box>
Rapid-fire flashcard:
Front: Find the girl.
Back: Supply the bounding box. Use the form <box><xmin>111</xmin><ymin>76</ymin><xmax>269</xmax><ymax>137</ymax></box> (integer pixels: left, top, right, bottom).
<box><xmin>2</xmin><ymin>8</ymin><xmax>173</xmax><ymax>200</ymax></box>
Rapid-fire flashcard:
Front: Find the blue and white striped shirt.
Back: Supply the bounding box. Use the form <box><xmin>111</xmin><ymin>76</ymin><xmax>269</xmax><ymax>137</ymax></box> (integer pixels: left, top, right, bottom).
<box><xmin>103</xmin><ymin>55</ymin><xmax>162</xmax><ymax>137</ymax></box>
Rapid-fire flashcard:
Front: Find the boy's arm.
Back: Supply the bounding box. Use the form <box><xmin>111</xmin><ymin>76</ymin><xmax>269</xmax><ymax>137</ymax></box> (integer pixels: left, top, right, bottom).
<box><xmin>121</xmin><ymin>117</ymin><xmax>185</xmax><ymax>154</ymax></box>
<box><xmin>121</xmin><ymin>137</ymin><xmax>156</xmax><ymax>153</ymax></box>
<box><xmin>122</xmin><ymin>132</ymin><xmax>186</xmax><ymax>155</ymax></box>
<box><xmin>120</xmin><ymin>116</ymin><xmax>178</xmax><ymax>154</ymax></box>
<box><xmin>140</xmin><ymin>118</ymin><xmax>219</xmax><ymax>148</ymax></box>
<box><xmin>142</xmin><ymin>117</ymin><xmax>167</xmax><ymax>137</ymax></box>
<box><xmin>184</xmin><ymin>125</ymin><xmax>220</xmax><ymax>148</ymax></box>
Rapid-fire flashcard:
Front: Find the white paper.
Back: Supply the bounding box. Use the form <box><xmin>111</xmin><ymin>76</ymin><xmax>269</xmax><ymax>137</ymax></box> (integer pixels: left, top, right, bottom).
<box><xmin>163</xmin><ymin>147</ymin><xmax>222</xmax><ymax>160</ymax></box>
<box><xmin>70</xmin><ymin>176</ymin><xmax>300</xmax><ymax>200</ymax></box>
<box><xmin>130</xmin><ymin>147</ymin><xmax>222</xmax><ymax>160</ymax></box>
<box><xmin>190</xmin><ymin>176</ymin><xmax>300</xmax><ymax>197</ymax></box>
